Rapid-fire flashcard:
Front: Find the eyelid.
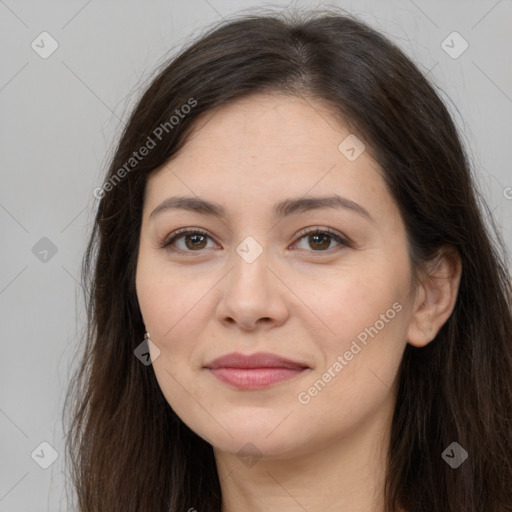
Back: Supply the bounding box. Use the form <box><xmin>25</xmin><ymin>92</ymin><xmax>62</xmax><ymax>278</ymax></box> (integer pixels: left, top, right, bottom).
<box><xmin>160</xmin><ymin>226</ymin><xmax>351</xmax><ymax>254</ymax></box>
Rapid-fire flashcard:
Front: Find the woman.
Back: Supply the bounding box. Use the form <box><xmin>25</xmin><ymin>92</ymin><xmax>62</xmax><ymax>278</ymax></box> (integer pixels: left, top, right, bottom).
<box><xmin>63</xmin><ymin>7</ymin><xmax>512</xmax><ymax>512</ymax></box>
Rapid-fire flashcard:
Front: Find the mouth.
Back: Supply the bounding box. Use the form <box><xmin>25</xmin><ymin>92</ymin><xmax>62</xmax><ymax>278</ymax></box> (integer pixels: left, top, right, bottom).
<box><xmin>204</xmin><ymin>352</ymin><xmax>310</xmax><ymax>390</ymax></box>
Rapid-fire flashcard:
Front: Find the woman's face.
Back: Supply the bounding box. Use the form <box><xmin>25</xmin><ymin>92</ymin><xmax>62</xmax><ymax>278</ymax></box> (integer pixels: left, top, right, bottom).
<box><xmin>136</xmin><ymin>93</ymin><xmax>418</xmax><ymax>460</ymax></box>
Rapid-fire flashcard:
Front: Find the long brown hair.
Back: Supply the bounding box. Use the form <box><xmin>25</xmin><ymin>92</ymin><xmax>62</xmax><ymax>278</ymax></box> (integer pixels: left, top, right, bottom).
<box><xmin>63</xmin><ymin>7</ymin><xmax>512</xmax><ymax>511</ymax></box>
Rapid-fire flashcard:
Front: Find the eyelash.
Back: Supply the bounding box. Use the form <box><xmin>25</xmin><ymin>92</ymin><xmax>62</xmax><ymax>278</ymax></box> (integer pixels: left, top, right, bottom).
<box><xmin>159</xmin><ymin>227</ymin><xmax>350</xmax><ymax>255</ymax></box>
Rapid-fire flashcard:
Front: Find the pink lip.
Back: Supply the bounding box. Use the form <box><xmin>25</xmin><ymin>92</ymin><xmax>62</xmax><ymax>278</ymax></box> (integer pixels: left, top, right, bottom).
<box><xmin>204</xmin><ymin>352</ymin><xmax>310</xmax><ymax>390</ymax></box>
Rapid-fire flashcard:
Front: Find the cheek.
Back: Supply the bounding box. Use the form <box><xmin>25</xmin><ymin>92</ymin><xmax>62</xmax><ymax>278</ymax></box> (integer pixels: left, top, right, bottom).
<box><xmin>295</xmin><ymin>303</ymin><xmax>406</xmax><ymax>446</ymax></box>
<box><xmin>137</xmin><ymin>271</ymin><xmax>220</xmax><ymax>414</ymax></box>
<box><xmin>293</xmin><ymin>267</ymin><xmax>400</xmax><ymax>340</ymax></box>
<box><xmin>142</xmin><ymin>285</ymin><xmax>209</xmax><ymax>427</ymax></box>
<box><xmin>136</xmin><ymin>260</ymin><xmax>213</xmax><ymax>341</ymax></box>
<box><xmin>297</xmin><ymin>271</ymin><xmax>408</xmax><ymax>394</ymax></box>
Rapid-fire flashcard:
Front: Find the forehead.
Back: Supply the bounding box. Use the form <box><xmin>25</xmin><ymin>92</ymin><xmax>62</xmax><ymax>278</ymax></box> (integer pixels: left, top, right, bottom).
<box><xmin>179</xmin><ymin>93</ymin><xmax>351</xmax><ymax>159</ymax></box>
<box><xmin>144</xmin><ymin>93</ymin><xmax>396</xmax><ymax>225</ymax></box>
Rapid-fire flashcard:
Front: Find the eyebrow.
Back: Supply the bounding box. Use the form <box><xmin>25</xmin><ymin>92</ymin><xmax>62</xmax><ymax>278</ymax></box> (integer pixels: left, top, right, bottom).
<box><xmin>149</xmin><ymin>194</ymin><xmax>374</xmax><ymax>223</ymax></box>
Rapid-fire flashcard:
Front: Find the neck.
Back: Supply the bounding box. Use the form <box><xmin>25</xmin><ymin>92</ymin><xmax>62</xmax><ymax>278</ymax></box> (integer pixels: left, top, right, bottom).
<box><xmin>215</xmin><ymin>403</ymin><xmax>393</xmax><ymax>512</ymax></box>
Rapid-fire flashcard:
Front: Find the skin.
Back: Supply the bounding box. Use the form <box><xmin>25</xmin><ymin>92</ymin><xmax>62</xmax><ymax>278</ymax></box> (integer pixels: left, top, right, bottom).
<box><xmin>135</xmin><ymin>93</ymin><xmax>462</xmax><ymax>512</ymax></box>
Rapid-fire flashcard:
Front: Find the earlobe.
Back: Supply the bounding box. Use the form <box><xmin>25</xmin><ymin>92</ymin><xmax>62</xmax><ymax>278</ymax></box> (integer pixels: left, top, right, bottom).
<box><xmin>406</xmin><ymin>245</ymin><xmax>462</xmax><ymax>348</ymax></box>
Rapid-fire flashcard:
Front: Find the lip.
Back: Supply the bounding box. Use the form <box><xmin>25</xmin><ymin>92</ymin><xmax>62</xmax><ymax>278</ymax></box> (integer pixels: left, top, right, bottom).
<box><xmin>204</xmin><ymin>352</ymin><xmax>310</xmax><ymax>390</ymax></box>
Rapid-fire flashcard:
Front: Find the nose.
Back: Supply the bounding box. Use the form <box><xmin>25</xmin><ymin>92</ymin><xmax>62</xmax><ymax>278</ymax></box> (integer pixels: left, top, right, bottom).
<box><xmin>215</xmin><ymin>246</ymin><xmax>289</xmax><ymax>332</ymax></box>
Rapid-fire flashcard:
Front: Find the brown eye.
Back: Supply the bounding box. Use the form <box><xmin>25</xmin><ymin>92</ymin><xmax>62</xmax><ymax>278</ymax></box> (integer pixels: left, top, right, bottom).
<box><xmin>292</xmin><ymin>227</ymin><xmax>349</xmax><ymax>253</ymax></box>
<box><xmin>160</xmin><ymin>228</ymin><xmax>215</xmax><ymax>253</ymax></box>
<box><xmin>160</xmin><ymin>226</ymin><xmax>349</xmax><ymax>255</ymax></box>
<box><xmin>307</xmin><ymin>233</ymin><xmax>331</xmax><ymax>250</ymax></box>
<box><xmin>182</xmin><ymin>233</ymin><xmax>208</xmax><ymax>250</ymax></box>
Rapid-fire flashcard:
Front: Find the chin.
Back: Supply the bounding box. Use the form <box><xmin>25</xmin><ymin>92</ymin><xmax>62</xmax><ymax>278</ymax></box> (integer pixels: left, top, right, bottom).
<box><xmin>189</xmin><ymin>414</ymin><xmax>306</xmax><ymax>460</ymax></box>
<box><xmin>211</xmin><ymin>434</ymin><xmax>300</xmax><ymax>461</ymax></box>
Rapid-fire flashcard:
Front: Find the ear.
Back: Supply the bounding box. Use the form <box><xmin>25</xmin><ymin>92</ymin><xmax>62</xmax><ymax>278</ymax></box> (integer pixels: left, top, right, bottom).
<box><xmin>406</xmin><ymin>245</ymin><xmax>462</xmax><ymax>347</ymax></box>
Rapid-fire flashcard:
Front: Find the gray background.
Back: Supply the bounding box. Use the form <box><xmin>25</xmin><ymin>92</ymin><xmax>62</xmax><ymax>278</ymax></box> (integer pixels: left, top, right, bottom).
<box><xmin>1</xmin><ymin>0</ymin><xmax>511</xmax><ymax>510</ymax></box>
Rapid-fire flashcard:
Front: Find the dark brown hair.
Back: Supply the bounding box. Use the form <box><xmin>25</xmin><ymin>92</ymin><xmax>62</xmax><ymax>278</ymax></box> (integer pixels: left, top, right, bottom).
<box><xmin>63</xmin><ymin>7</ymin><xmax>512</xmax><ymax>511</ymax></box>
